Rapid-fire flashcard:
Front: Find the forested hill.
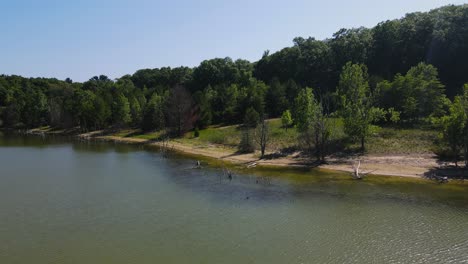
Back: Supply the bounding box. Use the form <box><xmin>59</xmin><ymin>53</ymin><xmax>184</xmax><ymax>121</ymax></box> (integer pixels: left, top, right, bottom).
<box><xmin>0</xmin><ymin>4</ymin><xmax>467</xmax><ymax>132</ymax></box>
<box><xmin>254</xmin><ymin>4</ymin><xmax>468</xmax><ymax>98</ymax></box>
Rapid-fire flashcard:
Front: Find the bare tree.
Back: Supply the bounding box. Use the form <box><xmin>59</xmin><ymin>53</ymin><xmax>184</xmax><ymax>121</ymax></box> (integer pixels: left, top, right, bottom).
<box><xmin>351</xmin><ymin>160</ymin><xmax>377</xmax><ymax>179</ymax></box>
<box><xmin>314</xmin><ymin>99</ymin><xmax>333</xmax><ymax>162</ymax></box>
<box><xmin>255</xmin><ymin>116</ymin><xmax>270</xmax><ymax>159</ymax></box>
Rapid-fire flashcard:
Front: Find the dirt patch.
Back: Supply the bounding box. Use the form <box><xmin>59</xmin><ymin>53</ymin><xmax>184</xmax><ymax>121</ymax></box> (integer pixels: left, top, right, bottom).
<box><xmin>93</xmin><ymin>134</ymin><xmax>439</xmax><ymax>178</ymax></box>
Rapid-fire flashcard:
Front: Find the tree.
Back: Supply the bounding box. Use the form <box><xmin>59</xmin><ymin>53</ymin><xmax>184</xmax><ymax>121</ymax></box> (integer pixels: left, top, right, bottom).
<box><xmin>284</xmin><ymin>79</ymin><xmax>300</xmax><ymax>106</ymax></box>
<box><xmin>337</xmin><ymin>62</ymin><xmax>382</xmax><ymax>150</ymax></box>
<box><xmin>440</xmin><ymin>96</ymin><xmax>467</xmax><ymax>167</ymax></box>
<box><xmin>93</xmin><ymin>96</ymin><xmax>111</xmax><ymax>129</ymax></box>
<box><xmin>407</xmin><ymin>63</ymin><xmax>447</xmax><ymax>118</ymax></box>
<box><xmin>455</xmin><ymin>84</ymin><xmax>468</xmax><ymax>167</ymax></box>
<box><xmin>142</xmin><ymin>93</ymin><xmax>165</xmax><ymax>132</ymax></box>
<box><xmin>191</xmin><ymin>57</ymin><xmax>246</xmax><ymax>92</ymax></box>
<box><xmin>254</xmin><ymin>37</ymin><xmax>332</xmax><ymax>96</ymax></box>
<box><xmin>312</xmin><ymin>102</ymin><xmax>332</xmax><ymax>162</ymax></box>
<box><xmin>255</xmin><ymin>116</ymin><xmax>270</xmax><ymax>159</ymax></box>
<box><xmin>281</xmin><ymin>110</ymin><xmax>293</xmax><ymax>129</ymax></box>
<box><xmin>330</xmin><ymin>27</ymin><xmax>372</xmax><ymax>68</ymax></box>
<box><xmin>1</xmin><ymin>86</ymin><xmax>24</xmax><ymax>128</ymax></box>
<box><xmin>193</xmin><ymin>87</ymin><xmax>213</xmax><ymax>128</ymax></box>
<box><xmin>238</xmin><ymin>128</ymin><xmax>255</xmax><ymax>153</ymax></box>
<box><xmin>221</xmin><ymin>84</ymin><xmax>239</xmax><ymax>123</ymax></box>
<box><xmin>294</xmin><ymin>88</ymin><xmax>331</xmax><ymax>161</ymax></box>
<box><xmin>237</xmin><ymin>79</ymin><xmax>267</xmax><ymax>122</ymax></box>
<box><xmin>72</xmin><ymin>89</ymin><xmax>97</xmax><ymax>131</ymax></box>
<box><xmin>22</xmin><ymin>89</ymin><xmax>48</xmax><ymax>127</ymax></box>
<box><xmin>129</xmin><ymin>96</ymin><xmax>142</xmax><ymax>127</ymax></box>
<box><xmin>167</xmin><ymin>85</ymin><xmax>194</xmax><ymax>136</ymax></box>
<box><xmin>376</xmin><ymin>63</ymin><xmax>448</xmax><ymax>122</ymax></box>
<box><xmin>463</xmin><ymin>84</ymin><xmax>468</xmax><ymax>167</ymax></box>
<box><xmin>112</xmin><ymin>93</ymin><xmax>131</xmax><ymax>127</ymax></box>
<box><xmin>243</xmin><ymin>107</ymin><xmax>259</xmax><ymax>128</ymax></box>
<box><xmin>265</xmin><ymin>78</ymin><xmax>288</xmax><ymax>117</ymax></box>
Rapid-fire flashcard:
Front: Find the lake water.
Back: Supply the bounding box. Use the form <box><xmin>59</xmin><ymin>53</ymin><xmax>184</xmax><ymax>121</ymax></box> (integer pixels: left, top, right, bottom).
<box><xmin>0</xmin><ymin>134</ymin><xmax>467</xmax><ymax>263</ymax></box>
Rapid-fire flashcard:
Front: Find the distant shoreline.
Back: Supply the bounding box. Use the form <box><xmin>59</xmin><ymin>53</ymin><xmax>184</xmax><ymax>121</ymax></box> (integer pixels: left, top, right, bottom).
<box><xmin>13</xmin><ymin>127</ymin><xmax>462</xmax><ymax>182</ymax></box>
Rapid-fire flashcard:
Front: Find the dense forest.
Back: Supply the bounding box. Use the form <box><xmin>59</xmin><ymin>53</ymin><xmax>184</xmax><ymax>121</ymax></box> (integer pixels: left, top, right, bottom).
<box><xmin>1</xmin><ymin>4</ymin><xmax>468</xmax><ymax>165</ymax></box>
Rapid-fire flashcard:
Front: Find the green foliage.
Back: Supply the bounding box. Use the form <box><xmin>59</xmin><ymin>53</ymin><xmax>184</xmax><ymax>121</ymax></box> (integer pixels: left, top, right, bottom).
<box><xmin>166</xmin><ymin>85</ymin><xmax>194</xmax><ymax>136</ymax></box>
<box><xmin>112</xmin><ymin>93</ymin><xmax>131</xmax><ymax>126</ymax></box>
<box><xmin>436</xmin><ymin>84</ymin><xmax>468</xmax><ymax>166</ymax></box>
<box><xmin>22</xmin><ymin>89</ymin><xmax>48</xmax><ymax>127</ymax></box>
<box><xmin>463</xmin><ymin>84</ymin><xmax>468</xmax><ymax>167</ymax></box>
<box><xmin>266</xmin><ymin>78</ymin><xmax>288</xmax><ymax>117</ymax></box>
<box><xmin>255</xmin><ymin>5</ymin><xmax>468</xmax><ymax>99</ymax></box>
<box><xmin>238</xmin><ymin>128</ymin><xmax>255</xmax><ymax>153</ymax></box>
<box><xmin>243</xmin><ymin>107</ymin><xmax>259</xmax><ymax>128</ymax></box>
<box><xmin>376</xmin><ymin>63</ymin><xmax>448</xmax><ymax>122</ymax></box>
<box><xmin>281</xmin><ymin>110</ymin><xmax>293</xmax><ymax>129</ymax></box>
<box><xmin>129</xmin><ymin>96</ymin><xmax>142</xmax><ymax>126</ymax></box>
<box><xmin>93</xmin><ymin>96</ymin><xmax>111</xmax><ymax>129</ymax></box>
<box><xmin>73</xmin><ymin>89</ymin><xmax>98</xmax><ymax>130</ymax></box>
<box><xmin>294</xmin><ymin>87</ymin><xmax>332</xmax><ymax>161</ymax></box>
<box><xmin>439</xmin><ymin>97</ymin><xmax>467</xmax><ymax>166</ymax></box>
<box><xmin>330</xmin><ymin>27</ymin><xmax>372</xmax><ymax>67</ymax></box>
<box><xmin>192</xmin><ymin>58</ymin><xmax>252</xmax><ymax>91</ymax></box>
<box><xmin>293</xmin><ymin>88</ymin><xmax>315</xmax><ymax>131</ymax></box>
<box><xmin>224</xmin><ymin>84</ymin><xmax>240</xmax><ymax>121</ymax></box>
<box><xmin>237</xmin><ymin>79</ymin><xmax>266</xmax><ymax>121</ymax></box>
<box><xmin>387</xmin><ymin>108</ymin><xmax>401</xmax><ymax>124</ymax></box>
<box><xmin>337</xmin><ymin>62</ymin><xmax>383</xmax><ymax>150</ymax></box>
<box><xmin>142</xmin><ymin>93</ymin><xmax>165</xmax><ymax>132</ymax></box>
<box><xmin>193</xmin><ymin>88</ymin><xmax>213</xmax><ymax>128</ymax></box>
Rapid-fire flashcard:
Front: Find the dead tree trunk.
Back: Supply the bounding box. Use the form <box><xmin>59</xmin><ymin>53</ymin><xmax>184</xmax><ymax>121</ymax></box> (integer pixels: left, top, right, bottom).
<box><xmin>352</xmin><ymin>160</ymin><xmax>362</xmax><ymax>179</ymax></box>
<box><xmin>255</xmin><ymin>117</ymin><xmax>270</xmax><ymax>159</ymax></box>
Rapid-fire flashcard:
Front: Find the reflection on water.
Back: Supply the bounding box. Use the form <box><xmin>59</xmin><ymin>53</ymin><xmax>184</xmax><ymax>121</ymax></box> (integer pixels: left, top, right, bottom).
<box><xmin>0</xmin><ymin>133</ymin><xmax>467</xmax><ymax>264</ymax></box>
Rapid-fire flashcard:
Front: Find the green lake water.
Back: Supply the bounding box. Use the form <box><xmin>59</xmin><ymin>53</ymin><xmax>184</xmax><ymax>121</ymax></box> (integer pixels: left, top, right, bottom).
<box><xmin>0</xmin><ymin>134</ymin><xmax>467</xmax><ymax>263</ymax></box>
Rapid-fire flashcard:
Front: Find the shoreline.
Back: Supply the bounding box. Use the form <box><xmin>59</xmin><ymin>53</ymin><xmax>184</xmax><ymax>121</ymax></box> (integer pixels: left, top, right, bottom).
<box><xmin>80</xmin><ymin>130</ymin><xmax>437</xmax><ymax>179</ymax></box>
<box><xmin>8</xmin><ymin>127</ymin><xmax>466</xmax><ymax>182</ymax></box>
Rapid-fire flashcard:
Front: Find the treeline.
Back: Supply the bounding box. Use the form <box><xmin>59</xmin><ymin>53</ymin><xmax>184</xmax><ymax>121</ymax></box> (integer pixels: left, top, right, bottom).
<box><xmin>0</xmin><ymin>4</ymin><xmax>467</xmax><ymax>165</ymax></box>
<box><xmin>255</xmin><ymin>4</ymin><xmax>468</xmax><ymax>99</ymax></box>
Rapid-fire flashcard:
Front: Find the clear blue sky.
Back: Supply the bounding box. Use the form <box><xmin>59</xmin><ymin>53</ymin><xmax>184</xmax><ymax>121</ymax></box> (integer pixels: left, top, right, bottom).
<box><xmin>1</xmin><ymin>0</ymin><xmax>466</xmax><ymax>82</ymax></box>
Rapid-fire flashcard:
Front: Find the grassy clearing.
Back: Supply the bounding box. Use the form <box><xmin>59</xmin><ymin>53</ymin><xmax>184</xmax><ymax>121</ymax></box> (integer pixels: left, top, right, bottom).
<box><xmin>112</xmin><ymin>118</ymin><xmax>438</xmax><ymax>156</ymax></box>
<box><xmin>112</xmin><ymin>129</ymin><xmax>162</xmax><ymax>140</ymax></box>
<box><xmin>177</xmin><ymin>119</ymin><xmax>300</xmax><ymax>151</ymax></box>
<box><xmin>365</xmin><ymin>127</ymin><xmax>438</xmax><ymax>155</ymax></box>
<box><xmin>179</xmin><ymin>118</ymin><xmax>437</xmax><ymax>155</ymax></box>
<box><xmin>181</xmin><ymin>125</ymin><xmax>240</xmax><ymax>147</ymax></box>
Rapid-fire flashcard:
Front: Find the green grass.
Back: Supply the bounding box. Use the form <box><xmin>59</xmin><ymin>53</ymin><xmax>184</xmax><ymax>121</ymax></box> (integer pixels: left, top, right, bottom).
<box><xmin>262</xmin><ymin>119</ymin><xmax>299</xmax><ymax>150</ymax></box>
<box><xmin>112</xmin><ymin>129</ymin><xmax>162</xmax><ymax>140</ymax></box>
<box><xmin>278</xmin><ymin>118</ymin><xmax>436</xmax><ymax>155</ymax></box>
<box><xmin>365</xmin><ymin>127</ymin><xmax>438</xmax><ymax>155</ymax></box>
<box><xmin>116</xmin><ymin>119</ymin><xmax>438</xmax><ymax>156</ymax></box>
<box><xmin>179</xmin><ymin>125</ymin><xmax>240</xmax><ymax>147</ymax></box>
<box><xmin>179</xmin><ymin>119</ymin><xmax>300</xmax><ymax>151</ymax></box>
